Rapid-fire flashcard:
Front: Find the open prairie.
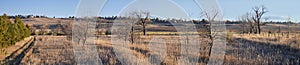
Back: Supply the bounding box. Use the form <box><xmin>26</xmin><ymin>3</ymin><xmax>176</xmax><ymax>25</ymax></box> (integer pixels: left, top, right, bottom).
<box><xmin>15</xmin><ymin>33</ymin><xmax>300</xmax><ymax>65</ymax></box>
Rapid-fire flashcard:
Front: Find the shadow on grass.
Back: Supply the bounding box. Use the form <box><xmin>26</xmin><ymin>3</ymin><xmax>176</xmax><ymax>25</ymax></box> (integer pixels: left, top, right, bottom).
<box><xmin>97</xmin><ymin>45</ymin><xmax>122</xmax><ymax>65</ymax></box>
<box><xmin>225</xmin><ymin>38</ymin><xmax>300</xmax><ymax>65</ymax></box>
<box><xmin>2</xmin><ymin>37</ymin><xmax>35</xmax><ymax>65</ymax></box>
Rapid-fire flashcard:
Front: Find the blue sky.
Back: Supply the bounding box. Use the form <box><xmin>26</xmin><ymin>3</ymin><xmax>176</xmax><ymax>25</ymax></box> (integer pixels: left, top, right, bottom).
<box><xmin>0</xmin><ymin>0</ymin><xmax>299</xmax><ymax>22</ymax></box>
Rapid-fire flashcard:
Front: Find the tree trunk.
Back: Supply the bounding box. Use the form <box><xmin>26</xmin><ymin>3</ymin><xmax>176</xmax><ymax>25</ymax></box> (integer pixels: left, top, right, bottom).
<box><xmin>208</xmin><ymin>23</ymin><xmax>213</xmax><ymax>56</ymax></box>
<box><xmin>257</xmin><ymin>20</ymin><xmax>261</xmax><ymax>34</ymax></box>
<box><xmin>130</xmin><ymin>26</ymin><xmax>134</xmax><ymax>44</ymax></box>
<box><xmin>142</xmin><ymin>23</ymin><xmax>146</xmax><ymax>35</ymax></box>
<box><xmin>208</xmin><ymin>34</ymin><xmax>213</xmax><ymax>56</ymax></box>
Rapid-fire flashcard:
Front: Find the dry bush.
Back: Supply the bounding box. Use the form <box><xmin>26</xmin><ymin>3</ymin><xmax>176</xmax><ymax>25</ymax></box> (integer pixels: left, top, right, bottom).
<box><xmin>227</xmin><ymin>32</ymin><xmax>234</xmax><ymax>43</ymax></box>
<box><xmin>287</xmin><ymin>35</ymin><xmax>300</xmax><ymax>49</ymax></box>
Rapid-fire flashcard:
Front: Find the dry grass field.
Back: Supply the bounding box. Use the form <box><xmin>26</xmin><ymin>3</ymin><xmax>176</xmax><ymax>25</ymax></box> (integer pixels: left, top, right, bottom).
<box><xmin>96</xmin><ymin>33</ymin><xmax>300</xmax><ymax>65</ymax></box>
<box><xmin>96</xmin><ymin>35</ymin><xmax>211</xmax><ymax>65</ymax></box>
<box><xmin>225</xmin><ymin>33</ymin><xmax>300</xmax><ymax>65</ymax></box>
<box><xmin>15</xmin><ymin>33</ymin><xmax>300</xmax><ymax>65</ymax></box>
<box><xmin>20</xmin><ymin>36</ymin><xmax>75</xmax><ymax>65</ymax></box>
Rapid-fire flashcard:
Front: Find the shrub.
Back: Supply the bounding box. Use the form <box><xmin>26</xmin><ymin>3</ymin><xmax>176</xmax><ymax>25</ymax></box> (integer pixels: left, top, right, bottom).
<box><xmin>227</xmin><ymin>32</ymin><xmax>234</xmax><ymax>43</ymax></box>
<box><xmin>0</xmin><ymin>14</ymin><xmax>31</xmax><ymax>48</ymax></box>
<box><xmin>105</xmin><ymin>31</ymin><xmax>111</xmax><ymax>35</ymax></box>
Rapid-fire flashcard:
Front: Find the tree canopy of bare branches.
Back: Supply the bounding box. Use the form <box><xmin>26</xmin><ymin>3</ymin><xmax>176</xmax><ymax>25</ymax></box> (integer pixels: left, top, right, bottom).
<box><xmin>130</xmin><ymin>11</ymin><xmax>150</xmax><ymax>35</ymax></box>
<box><xmin>58</xmin><ymin>20</ymin><xmax>73</xmax><ymax>40</ymax></box>
<box><xmin>239</xmin><ymin>5</ymin><xmax>268</xmax><ymax>34</ymax></box>
<box><xmin>252</xmin><ymin>5</ymin><xmax>268</xmax><ymax>34</ymax></box>
<box><xmin>239</xmin><ymin>13</ymin><xmax>255</xmax><ymax>34</ymax></box>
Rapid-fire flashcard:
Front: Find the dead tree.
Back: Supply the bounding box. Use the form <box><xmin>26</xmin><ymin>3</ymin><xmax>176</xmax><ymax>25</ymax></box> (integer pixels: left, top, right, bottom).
<box><xmin>41</xmin><ymin>24</ymin><xmax>50</xmax><ymax>35</ymax></box>
<box><xmin>117</xmin><ymin>16</ymin><xmax>139</xmax><ymax>44</ymax></box>
<box><xmin>251</xmin><ymin>5</ymin><xmax>268</xmax><ymax>34</ymax></box>
<box><xmin>58</xmin><ymin>20</ymin><xmax>73</xmax><ymax>40</ymax></box>
<box><xmin>286</xmin><ymin>16</ymin><xmax>292</xmax><ymax>38</ymax></box>
<box><xmin>72</xmin><ymin>18</ymin><xmax>95</xmax><ymax>45</ymax></box>
<box><xmin>132</xmin><ymin>11</ymin><xmax>150</xmax><ymax>35</ymax></box>
<box><xmin>202</xmin><ymin>11</ymin><xmax>220</xmax><ymax>56</ymax></box>
<box><xmin>239</xmin><ymin>13</ymin><xmax>254</xmax><ymax>34</ymax></box>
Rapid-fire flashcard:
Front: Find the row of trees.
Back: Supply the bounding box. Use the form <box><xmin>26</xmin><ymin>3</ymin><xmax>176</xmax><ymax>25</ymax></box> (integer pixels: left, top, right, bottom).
<box><xmin>0</xmin><ymin>14</ymin><xmax>31</xmax><ymax>48</ymax></box>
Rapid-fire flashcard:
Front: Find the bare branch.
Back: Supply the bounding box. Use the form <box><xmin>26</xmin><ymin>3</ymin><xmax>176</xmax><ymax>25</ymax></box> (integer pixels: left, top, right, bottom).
<box><xmin>252</xmin><ymin>5</ymin><xmax>268</xmax><ymax>34</ymax></box>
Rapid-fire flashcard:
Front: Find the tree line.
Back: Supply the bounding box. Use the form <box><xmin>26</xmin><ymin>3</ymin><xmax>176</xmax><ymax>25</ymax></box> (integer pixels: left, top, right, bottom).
<box><xmin>0</xmin><ymin>14</ymin><xmax>31</xmax><ymax>48</ymax></box>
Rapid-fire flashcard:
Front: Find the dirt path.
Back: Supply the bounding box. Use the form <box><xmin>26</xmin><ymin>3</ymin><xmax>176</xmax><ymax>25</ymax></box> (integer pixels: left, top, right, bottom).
<box><xmin>1</xmin><ymin>37</ymin><xmax>35</xmax><ymax>65</ymax></box>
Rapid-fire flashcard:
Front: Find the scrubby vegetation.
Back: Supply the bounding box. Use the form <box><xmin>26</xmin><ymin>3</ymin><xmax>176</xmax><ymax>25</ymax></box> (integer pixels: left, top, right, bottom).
<box><xmin>0</xmin><ymin>14</ymin><xmax>31</xmax><ymax>48</ymax></box>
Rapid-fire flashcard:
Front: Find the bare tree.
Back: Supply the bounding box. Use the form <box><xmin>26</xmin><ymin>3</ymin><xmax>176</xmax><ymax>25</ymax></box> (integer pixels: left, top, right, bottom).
<box><xmin>113</xmin><ymin>15</ymin><xmax>139</xmax><ymax>44</ymax></box>
<box><xmin>40</xmin><ymin>25</ymin><xmax>48</xmax><ymax>35</ymax></box>
<box><xmin>251</xmin><ymin>5</ymin><xmax>268</xmax><ymax>34</ymax></box>
<box><xmin>202</xmin><ymin>11</ymin><xmax>219</xmax><ymax>43</ymax></box>
<box><xmin>131</xmin><ymin>11</ymin><xmax>150</xmax><ymax>35</ymax></box>
<box><xmin>286</xmin><ymin>16</ymin><xmax>293</xmax><ymax>38</ymax></box>
<box><xmin>200</xmin><ymin>9</ymin><xmax>227</xmax><ymax>65</ymax></box>
<box><xmin>128</xmin><ymin>17</ymin><xmax>135</xmax><ymax>44</ymax></box>
<box><xmin>96</xmin><ymin>19</ymin><xmax>102</xmax><ymax>38</ymax></box>
<box><xmin>201</xmin><ymin>10</ymin><xmax>220</xmax><ymax>56</ymax></box>
<box><xmin>58</xmin><ymin>20</ymin><xmax>73</xmax><ymax>40</ymax></box>
<box><xmin>72</xmin><ymin>18</ymin><xmax>96</xmax><ymax>45</ymax></box>
<box><xmin>239</xmin><ymin>13</ymin><xmax>255</xmax><ymax>34</ymax></box>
